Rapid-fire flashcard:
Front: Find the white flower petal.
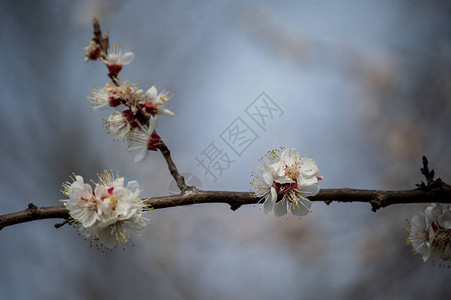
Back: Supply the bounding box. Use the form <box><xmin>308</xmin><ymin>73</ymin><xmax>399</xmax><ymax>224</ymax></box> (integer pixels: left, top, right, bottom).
<box><xmin>148</xmin><ymin>115</ymin><xmax>158</xmax><ymax>132</ymax></box>
<box><xmin>290</xmin><ymin>197</ymin><xmax>312</xmax><ymax>217</ymax></box>
<box><xmin>107</xmin><ymin>54</ymin><xmax>120</xmax><ymax>65</ymax></box>
<box><xmin>97</xmin><ymin>226</ymin><xmax>118</xmax><ymax>249</ymax></box>
<box><xmin>94</xmin><ymin>185</ymin><xmax>108</xmax><ymax>199</ymax></box>
<box><xmin>274</xmin><ymin>200</ymin><xmax>288</xmax><ymax>217</ymax></box>
<box><xmin>270</xmin><ymin>187</ymin><xmax>277</xmax><ymax>203</ymax></box>
<box><xmin>263</xmin><ymin>196</ymin><xmax>274</xmax><ymax>215</ymax></box>
<box><xmin>274</xmin><ymin>176</ymin><xmax>294</xmax><ymax>184</ymax></box>
<box><xmin>121</xmin><ymin>52</ymin><xmax>135</xmax><ymax>65</ymax></box>
<box><xmin>298</xmin><ymin>175</ymin><xmax>318</xmax><ymax>186</ymax></box>
<box><xmin>300</xmin><ymin>157</ymin><xmax>319</xmax><ymax>177</ymax></box>
<box><xmin>422</xmin><ymin>247</ymin><xmax>432</xmax><ymax>262</ymax></box>
<box><xmin>161</xmin><ymin>108</ymin><xmax>175</xmax><ymax>116</ymax></box>
<box><xmin>280</xmin><ymin>148</ymin><xmax>299</xmax><ymax>166</ymax></box>
<box><xmin>126</xmin><ymin>180</ymin><xmax>141</xmax><ymax>194</ymax></box>
<box><xmin>262</xmin><ymin>171</ymin><xmax>273</xmax><ymax>186</ymax></box>
<box><xmin>411</xmin><ymin>213</ymin><xmax>426</xmax><ymax>228</ymax></box>
<box><xmin>82</xmin><ymin>212</ymin><xmax>99</xmax><ymax>228</ymax></box>
<box><xmin>145</xmin><ymin>86</ymin><xmax>158</xmax><ymax>100</ymax></box>
<box><xmin>298</xmin><ymin>183</ymin><xmax>320</xmax><ymax>197</ymax></box>
<box><xmin>135</xmin><ymin>148</ymin><xmax>149</xmax><ymax>162</ymax></box>
<box><xmin>425</xmin><ymin>203</ymin><xmax>443</xmax><ymax>223</ymax></box>
<box><xmin>439</xmin><ymin>210</ymin><xmax>451</xmax><ymax>229</ymax></box>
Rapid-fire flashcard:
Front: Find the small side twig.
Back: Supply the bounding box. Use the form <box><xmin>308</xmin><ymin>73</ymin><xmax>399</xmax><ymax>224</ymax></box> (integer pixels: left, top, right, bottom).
<box><xmin>416</xmin><ymin>155</ymin><xmax>443</xmax><ymax>189</ymax></box>
<box><xmin>157</xmin><ymin>140</ymin><xmax>189</xmax><ymax>193</ymax></box>
<box><xmin>92</xmin><ymin>18</ymin><xmax>109</xmax><ymax>56</ymax></box>
<box><xmin>54</xmin><ymin>219</ymin><xmax>70</xmax><ymax>229</ymax></box>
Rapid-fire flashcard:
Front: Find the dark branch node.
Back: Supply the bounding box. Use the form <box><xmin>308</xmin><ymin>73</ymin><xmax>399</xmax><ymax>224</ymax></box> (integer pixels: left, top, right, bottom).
<box><xmin>27</xmin><ymin>203</ymin><xmax>38</xmax><ymax>214</ymax></box>
<box><xmin>54</xmin><ymin>219</ymin><xmax>70</xmax><ymax>229</ymax></box>
<box><xmin>370</xmin><ymin>200</ymin><xmax>381</xmax><ymax>212</ymax></box>
<box><xmin>416</xmin><ymin>155</ymin><xmax>442</xmax><ymax>190</ymax></box>
<box><xmin>229</xmin><ymin>204</ymin><xmax>242</xmax><ymax>211</ymax></box>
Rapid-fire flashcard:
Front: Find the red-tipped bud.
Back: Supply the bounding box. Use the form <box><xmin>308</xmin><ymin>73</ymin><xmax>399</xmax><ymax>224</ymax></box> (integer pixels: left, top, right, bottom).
<box><xmin>122</xmin><ymin>109</ymin><xmax>138</xmax><ymax>128</ymax></box>
<box><xmin>147</xmin><ymin>132</ymin><xmax>161</xmax><ymax>151</ymax></box>
<box><xmin>143</xmin><ymin>100</ymin><xmax>158</xmax><ymax>115</ymax></box>
<box><xmin>108</xmin><ymin>64</ymin><xmax>122</xmax><ymax>78</ymax></box>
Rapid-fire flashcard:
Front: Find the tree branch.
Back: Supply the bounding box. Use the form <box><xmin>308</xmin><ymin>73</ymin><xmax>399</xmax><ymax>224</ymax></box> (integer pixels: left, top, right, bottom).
<box><xmin>157</xmin><ymin>140</ymin><xmax>191</xmax><ymax>193</ymax></box>
<box><xmin>0</xmin><ymin>204</ymin><xmax>69</xmax><ymax>230</ymax></box>
<box><xmin>1</xmin><ymin>184</ymin><xmax>450</xmax><ymax>230</ymax></box>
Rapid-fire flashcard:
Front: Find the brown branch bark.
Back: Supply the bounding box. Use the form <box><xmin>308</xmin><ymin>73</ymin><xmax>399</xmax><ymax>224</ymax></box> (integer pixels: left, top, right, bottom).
<box><xmin>1</xmin><ymin>185</ymin><xmax>450</xmax><ymax>230</ymax></box>
<box><xmin>157</xmin><ymin>140</ymin><xmax>190</xmax><ymax>193</ymax></box>
<box><xmin>0</xmin><ymin>204</ymin><xmax>69</xmax><ymax>230</ymax></box>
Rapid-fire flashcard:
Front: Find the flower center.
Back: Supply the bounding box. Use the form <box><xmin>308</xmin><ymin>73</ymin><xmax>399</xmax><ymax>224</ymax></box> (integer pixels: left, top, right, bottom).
<box><xmin>108</xmin><ymin>196</ymin><xmax>118</xmax><ymax>210</ymax></box>
<box><xmin>285</xmin><ymin>165</ymin><xmax>299</xmax><ymax>181</ymax></box>
<box><xmin>432</xmin><ymin>229</ymin><xmax>451</xmax><ymax>250</ymax></box>
<box><xmin>81</xmin><ymin>196</ymin><xmax>98</xmax><ymax>211</ymax></box>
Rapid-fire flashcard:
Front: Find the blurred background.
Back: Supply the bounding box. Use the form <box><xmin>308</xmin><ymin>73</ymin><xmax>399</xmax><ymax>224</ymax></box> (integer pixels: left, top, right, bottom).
<box><xmin>1</xmin><ymin>0</ymin><xmax>450</xmax><ymax>299</ymax></box>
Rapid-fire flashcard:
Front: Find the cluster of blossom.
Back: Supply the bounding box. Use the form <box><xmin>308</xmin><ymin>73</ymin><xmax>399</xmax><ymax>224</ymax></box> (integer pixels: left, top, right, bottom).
<box><xmin>251</xmin><ymin>147</ymin><xmax>321</xmax><ymax>217</ymax></box>
<box><xmin>84</xmin><ymin>20</ymin><xmax>174</xmax><ymax>162</ymax></box>
<box><xmin>61</xmin><ymin>170</ymin><xmax>149</xmax><ymax>249</ymax></box>
<box><xmin>407</xmin><ymin>203</ymin><xmax>451</xmax><ymax>264</ymax></box>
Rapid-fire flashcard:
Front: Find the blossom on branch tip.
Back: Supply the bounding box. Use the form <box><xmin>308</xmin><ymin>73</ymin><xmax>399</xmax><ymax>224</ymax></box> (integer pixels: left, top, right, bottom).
<box><xmin>251</xmin><ymin>147</ymin><xmax>320</xmax><ymax>218</ymax></box>
<box><xmin>143</xmin><ymin>86</ymin><xmax>174</xmax><ymax>116</ymax></box>
<box><xmin>60</xmin><ymin>171</ymin><xmax>149</xmax><ymax>250</ymax></box>
<box><xmin>84</xmin><ymin>40</ymin><xmax>101</xmax><ymax>62</ymax></box>
<box><xmin>407</xmin><ymin>203</ymin><xmax>451</xmax><ymax>264</ymax></box>
<box><xmin>100</xmin><ymin>44</ymin><xmax>134</xmax><ymax>77</ymax></box>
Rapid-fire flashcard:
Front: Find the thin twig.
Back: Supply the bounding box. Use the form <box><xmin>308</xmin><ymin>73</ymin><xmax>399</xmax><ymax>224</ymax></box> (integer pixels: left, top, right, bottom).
<box><xmin>108</xmin><ymin>74</ymin><xmax>120</xmax><ymax>87</ymax></box>
<box><xmin>54</xmin><ymin>219</ymin><xmax>70</xmax><ymax>229</ymax></box>
<box><xmin>92</xmin><ymin>18</ymin><xmax>108</xmax><ymax>56</ymax></box>
<box><xmin>416</xmin><ymin>155</ymin><xmax>443</xmax><ymax>190</ymax></box>
<box><xmin>157</xmin><ymin>140</ymin><xmax>189</xmax><ymax>192</ymax></box>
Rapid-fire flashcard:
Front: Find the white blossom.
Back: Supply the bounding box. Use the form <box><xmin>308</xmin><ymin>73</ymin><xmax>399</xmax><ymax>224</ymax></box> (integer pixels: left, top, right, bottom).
<box><xmin>84</xmin><ymin>40</ymin><xmax>100</xmax><ymax>62</ymax></box>
<box><xmin>61</xmin><ymin>171</ymin><xmax>149</xmax><ymax>249</ymax></box>
<box><xmin>81</xmin><ymin>214</ymin><xmax>147</xmax><ymax>249</ymax></box>
<box><xmin>88</xmin><ymin>81</ymin><xmax>145</xmax><ymax>112</ymax></box>
<box><xmin>127</xmin><ymin>116</ymin><xmax>158</xmax><ymax>162</ymax></box>
<box><xmin>61</xmin><ymin>175</ymin><xmax>100</xmax><ymax>227</ymax></box>
<box><xmin>408</xmin><ymin>212</ymin><xmax>431</xmax><ymax>261</ymax></box>
<box><xmin>88</xmin><ymin>84</ymin><xmax>112</xmax><ymax>110</ymax></box>
<box><xmin>407</xmin><ymin>203</ymin><xmax>451</xmax><ymax>263</ymax></box>
<box><xmin>103</xmin><ymin>111</ymin><xmax>131</xmax><ymax>140</ymax></box>
<box><xmin>120</xmin><ymin>80</ymin><xmax>146</xmax><ymax>113</ymax></box>
<box><xmin>251</xmin><ymin>147</ymin><xmax>320</xmax><ymax>217</ymax></box>
<box><xmin>251</xmin><ymin>169</ymin><xmax>278</xmax><ymax>215</ymax></box>
<box><xmin>143</xmin><ymin>86</ymin><xmax>174</xmax><ymax>116</ymax></box>
<box><xmin>101</xmin><ymin>44</ymin><xmax>134</xmax><ymax>68</ymax></box>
